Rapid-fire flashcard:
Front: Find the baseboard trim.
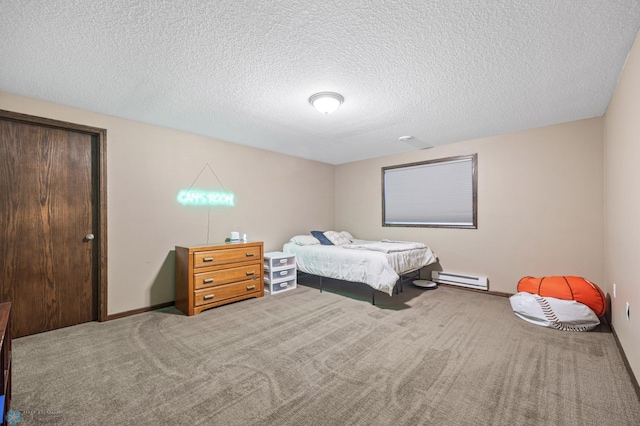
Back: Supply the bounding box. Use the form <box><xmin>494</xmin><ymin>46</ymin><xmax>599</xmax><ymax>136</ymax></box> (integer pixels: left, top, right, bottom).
<box><xmin>610</xmin><ymin>324</ymin><xmax>640</xmax><ymax>403</ymax></box>
<box><xmin>104</xmin><ymin>301</ymin><xmax>175</xmax><ymax>321</ymax></box>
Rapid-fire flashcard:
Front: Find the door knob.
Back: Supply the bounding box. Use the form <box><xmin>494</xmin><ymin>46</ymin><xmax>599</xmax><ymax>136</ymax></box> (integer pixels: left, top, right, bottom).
<box><xmin>85</xmin><ymin>233</ymin><xmax>95</xmax><ymax>240</ymax></box>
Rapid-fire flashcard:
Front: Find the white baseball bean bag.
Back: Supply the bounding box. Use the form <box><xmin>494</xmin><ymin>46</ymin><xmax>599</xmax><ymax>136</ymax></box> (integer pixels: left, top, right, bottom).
<box><xmin>509</xmin><ymin>292</ymin><xmax>600</xmax><ymax>331</ymax></box>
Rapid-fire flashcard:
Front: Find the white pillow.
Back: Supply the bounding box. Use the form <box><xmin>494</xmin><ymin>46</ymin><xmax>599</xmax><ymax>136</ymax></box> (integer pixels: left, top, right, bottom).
<box><xmin>339</xmin><ymin>231</ymin><xmax>354</xmax><ymax>241</ymax></box>
<box><xmin>324</xmin><ymin>231</ymin><xmax>351</xmax><ymax>245</ymax></box>
<box><xmin>509</xmin><ymin>292</ymin><xmax>600</xmax><ymax>331</ymax></box>
<box><xmin>289</xmin><ymin>235</ymin><xmax>320</xmax><ymax>246</ymax></box>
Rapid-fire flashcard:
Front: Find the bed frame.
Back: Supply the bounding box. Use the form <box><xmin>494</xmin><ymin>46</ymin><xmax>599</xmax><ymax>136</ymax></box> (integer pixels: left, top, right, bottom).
<box><xmin>300</xmin><ymin>268</ymin><xmax>421</xmax><ymax>305</ymax></box>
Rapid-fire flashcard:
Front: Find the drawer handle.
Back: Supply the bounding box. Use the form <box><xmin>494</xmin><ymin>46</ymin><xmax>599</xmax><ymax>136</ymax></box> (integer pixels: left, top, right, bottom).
<box><xmin>246</xmin><ymin>285</ymin><xmax>256</xmax><ymax>291</ymax></box>
<box><xmin>203</xmin><ymin>257</ymin><xmax>214</xmax><ymax>262</ymax></box>
<box><xmin>279</xmin><ymin>259</ymin><xmax>287</xmax><ymax>264</ymax></box>
<box><xmin>246</xmin><ymin>271</ymin><xmax>255</xmax><ymax>276</ymax></box>
<box><xmin>279</xmin><ymin>271</ymin><xmax>288</xmax><ymax>276</ymax></box>
<box><xmin>203</xmin><ymin>278</ymin><xmax>214</xmax><ymax>284</ymax></box>
<box><xmin>280</xmin><ymin>283</ymin><xmax>289</xmax><ymax>288</ymax></box>
<box><xmin>245</xmin><ymin>252</ymin><xmax>255</xmax><ymax>257</ymax></box>
<box><xmin>204</xmin><ymin>294</ymin><xmax>215</xmax><ymax>300</ymax></box>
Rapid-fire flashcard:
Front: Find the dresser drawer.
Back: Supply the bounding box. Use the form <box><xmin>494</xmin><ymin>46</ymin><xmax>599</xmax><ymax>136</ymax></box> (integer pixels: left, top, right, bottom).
<box><xmin>194</xmin><ymin>263</ymin><xmax>261</xmax><ymax>289</ymax></box>
<box><xmin>194</xmin><ymin>247</ymin><xmax>260</xmax><ymax>268</ymax></box>
<box><xmin>194</xmin><ymin>279</ymin><xmax>261</xmax><ymax>307</ymax></box>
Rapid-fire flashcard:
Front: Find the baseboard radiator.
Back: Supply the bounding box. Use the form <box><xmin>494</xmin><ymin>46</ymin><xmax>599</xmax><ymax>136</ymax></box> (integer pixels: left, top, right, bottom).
<box><xmin>431</xmin><ymin>271</ymin><xmax>488</xmax><ymax>291</ymax></box>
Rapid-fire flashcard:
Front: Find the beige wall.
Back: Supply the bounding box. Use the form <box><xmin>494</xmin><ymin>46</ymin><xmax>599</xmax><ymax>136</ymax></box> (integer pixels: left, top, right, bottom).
<box><xmin>604</xmin><ymin>31</ymin><xmax>640</xmax><ymax>377</ymax></box>
<box><xmin>0</xmin><ymin>92</ymin><xmax>335</xmax><ymax>315</ymax></box>
<box><xmin>335</xmin><ymin>118</ymin><xmax>604</xmax><ymax>295</ymax></box>
<box><xmin>3</xmin><ymin>53</ymin><xmax>636</xmax><ymax>377</ymax></box>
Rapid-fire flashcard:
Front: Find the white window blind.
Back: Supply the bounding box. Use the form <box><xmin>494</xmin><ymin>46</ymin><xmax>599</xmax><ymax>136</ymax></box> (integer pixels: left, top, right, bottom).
<box><xmin>382</xmin><ymin>154</ymin><xmax>477</xmax><ymax>228</ymax></box>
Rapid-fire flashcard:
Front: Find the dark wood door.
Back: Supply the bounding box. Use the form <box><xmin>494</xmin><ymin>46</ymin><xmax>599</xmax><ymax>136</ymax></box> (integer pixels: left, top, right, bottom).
<box><xmin>0</xmin><ymin>117</ymin><xmax>100</xmax><ymax>337</ymax></box>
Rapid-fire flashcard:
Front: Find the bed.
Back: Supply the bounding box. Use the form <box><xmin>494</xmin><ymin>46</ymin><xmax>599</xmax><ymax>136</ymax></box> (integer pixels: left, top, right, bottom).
<box><xmin>283</xmin><ymin>231</ymin><xmax>437</xmax><ymax>304</ymax></box>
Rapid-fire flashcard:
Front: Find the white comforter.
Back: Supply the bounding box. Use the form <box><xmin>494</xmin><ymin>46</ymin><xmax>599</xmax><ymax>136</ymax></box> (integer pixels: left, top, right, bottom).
<box><xmin>282</xmin><ymin>239</ymin><xmax>437</xmax><ymax>296</ymax></box>
<box><xmin>344</xmin><ymin>240</ymin><xmax>426</xmax><ymax>253</ymax></box>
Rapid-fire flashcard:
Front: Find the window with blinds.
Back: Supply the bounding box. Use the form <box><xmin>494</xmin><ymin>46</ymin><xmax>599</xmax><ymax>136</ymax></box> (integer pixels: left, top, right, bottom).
<box><xmin>382</xmin><ymin>154</ymin><xmax>477</xmax><ymax>228</ymax></box>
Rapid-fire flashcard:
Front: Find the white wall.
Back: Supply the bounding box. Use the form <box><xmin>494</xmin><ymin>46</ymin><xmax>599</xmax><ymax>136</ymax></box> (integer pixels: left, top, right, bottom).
<box><xmin>604</xmin><ymin>30</ymin><xmax>640</xmax><ymax>378</ymax></box>
<box><xmin>335</xmin><ymin>118</ymin><xmax>605</xmax><ymax>295</ymax></box>
<box><xmin>0</xmin><ymin>91</ymin><xmax>335</xmax><ymax>314</ymax></box>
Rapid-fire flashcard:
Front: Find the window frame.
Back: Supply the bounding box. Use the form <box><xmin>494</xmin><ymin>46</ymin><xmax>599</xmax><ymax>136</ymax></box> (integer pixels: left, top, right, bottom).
<box><xmin>381</xmin><ymin>153</ymin><xmax>478</xmax><ymax>229</ymax></box>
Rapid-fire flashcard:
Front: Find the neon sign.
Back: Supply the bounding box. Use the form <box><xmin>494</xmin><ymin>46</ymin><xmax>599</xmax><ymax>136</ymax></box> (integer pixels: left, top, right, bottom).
<box><xmin>177</xmin><ymin>190</ymin><xmax>234</xmax><ymax>206</ymax></box>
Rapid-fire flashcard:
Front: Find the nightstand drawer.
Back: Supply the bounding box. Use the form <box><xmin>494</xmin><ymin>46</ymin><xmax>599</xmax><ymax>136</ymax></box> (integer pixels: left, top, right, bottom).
<box><xmin>266</xmin><ymin>278</ymin><xmax>296</xmax><ymax>294</ymax></box>
<box><xmin>194</xmin><ymin>263</ymin><xmax>262</xmax><ymax>289</ymax></box>
<box><xmin>194</xmin><ymin>247</ymin><xmax>260</xmax><ymax>268</ymax></box>
<box><xmin>194</xmin><ymin>279</ymin><xmax>262</xmax><ymax>307</ymax></box>
<box><xmin>264</xmin><ymin>254</ymin><xmax>295</xmax><ymax>269</ymax></box>
<box><xmin>263</xmin><ymin>252</ymin><xmax>296</xmax><ymax>296</ymax></box>
<box><xmin>265</xmin><ymin>266</ymin><xmax>295</xmax><ymax>282</ymax></box>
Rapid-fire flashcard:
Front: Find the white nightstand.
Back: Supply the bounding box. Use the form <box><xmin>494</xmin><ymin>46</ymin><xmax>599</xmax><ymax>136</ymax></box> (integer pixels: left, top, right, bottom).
<box><xmin>264</xmin><ymin>251</ymin><xmax>297</xmax><ymax>294</ymax></box>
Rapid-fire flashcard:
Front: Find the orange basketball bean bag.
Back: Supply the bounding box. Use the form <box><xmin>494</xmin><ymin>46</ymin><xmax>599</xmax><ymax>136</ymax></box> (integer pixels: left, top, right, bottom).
<box><xmin>517</xmin><ymin>276</ymin><xmax>606</xmax><ymax>317</ymax></box>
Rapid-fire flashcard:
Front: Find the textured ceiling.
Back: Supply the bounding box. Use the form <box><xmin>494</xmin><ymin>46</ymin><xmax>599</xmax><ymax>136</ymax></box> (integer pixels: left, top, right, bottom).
<box><xmin>1</xmin><ymin>1</ymin><xmax>639</xmax><ymax>165</ymax></box>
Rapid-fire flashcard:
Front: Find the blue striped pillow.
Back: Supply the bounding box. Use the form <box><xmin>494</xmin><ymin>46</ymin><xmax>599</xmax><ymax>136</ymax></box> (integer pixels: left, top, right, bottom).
<box><xmin>310</xmin><ymin>231</ymin><xmax>334</xmax><ymax>245</ymax></box>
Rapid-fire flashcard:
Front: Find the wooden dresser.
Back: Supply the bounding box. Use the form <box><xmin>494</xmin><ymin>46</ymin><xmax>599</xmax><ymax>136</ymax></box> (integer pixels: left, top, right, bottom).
<box><xmin>175</xmin><ymin>242</ymin><xmax>264</xmax><ymax>316</ymax></box>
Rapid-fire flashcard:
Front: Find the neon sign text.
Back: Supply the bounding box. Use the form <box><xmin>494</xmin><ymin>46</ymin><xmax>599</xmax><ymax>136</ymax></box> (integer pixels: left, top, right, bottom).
<box><xmin>177</xmin><ymin>190</ymin><xmax>234</xmax><ymax>206</ymax></box>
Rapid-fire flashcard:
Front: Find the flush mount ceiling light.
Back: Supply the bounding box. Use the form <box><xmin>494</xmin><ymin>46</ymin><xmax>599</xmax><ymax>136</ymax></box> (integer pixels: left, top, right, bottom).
<box><xmin>309</xmin><ymin>92</ymin><xmax>344</xmax><ymax>115</ymax></box>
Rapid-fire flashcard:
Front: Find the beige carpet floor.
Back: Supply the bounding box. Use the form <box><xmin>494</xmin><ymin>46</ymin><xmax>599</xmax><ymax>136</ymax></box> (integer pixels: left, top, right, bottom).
<box><xmin>10</xmin><ymin>277</ymin><xmax>640</xmax><ymax>425</ymax></box>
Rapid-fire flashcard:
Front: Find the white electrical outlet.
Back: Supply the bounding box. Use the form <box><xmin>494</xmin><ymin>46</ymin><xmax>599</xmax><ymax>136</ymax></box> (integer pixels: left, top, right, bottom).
<box><xmin>613</xmin><ymin>283</ymin><xmax>617</xmax><ymax>298</ymax></box>
<box><xmin>626</xmin><ymin>302</ymin><xmax>630</xmax><ymax>321</ymax></box>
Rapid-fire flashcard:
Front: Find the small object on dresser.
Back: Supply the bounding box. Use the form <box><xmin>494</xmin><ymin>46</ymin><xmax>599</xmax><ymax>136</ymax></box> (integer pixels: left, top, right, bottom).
<box><xmin>264</xmin><ymin>251</ymin><xmax>297</xmax><ymax>294</ymax></box>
